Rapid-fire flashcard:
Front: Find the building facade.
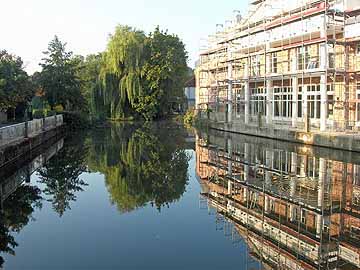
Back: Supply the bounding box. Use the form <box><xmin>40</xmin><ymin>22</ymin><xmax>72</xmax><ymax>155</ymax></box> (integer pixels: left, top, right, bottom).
<box><xmin>196</xmin><ymin>0</ymin><xmax>360</xmax><ymax>133</ymax></box>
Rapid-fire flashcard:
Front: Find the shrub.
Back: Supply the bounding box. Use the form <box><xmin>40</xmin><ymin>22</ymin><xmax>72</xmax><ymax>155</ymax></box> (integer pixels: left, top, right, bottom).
<box><xmin>184</xmin><ymin>110</ymin><xmax>195</xmax><ymax>126</ymax></box>
<box><xmin>54</xmin><ymin>105</ymin><xmax>64</xmax><ymax>113</ymax></box>
<box><xmin>33</xmin><ymin>110</ymin><xmax>45</xmax><ymax>119</ymax></box>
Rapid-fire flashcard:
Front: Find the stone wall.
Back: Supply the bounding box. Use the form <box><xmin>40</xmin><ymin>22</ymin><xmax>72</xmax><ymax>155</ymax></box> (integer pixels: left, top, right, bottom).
<box><xmin>0</xmin><ymin>115</ymin><xmax>63</xmax><ymax>147</ymax></box>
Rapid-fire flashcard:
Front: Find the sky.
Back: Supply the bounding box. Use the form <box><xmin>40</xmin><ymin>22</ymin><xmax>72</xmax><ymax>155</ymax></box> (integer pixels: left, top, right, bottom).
<box><xmin>1</xmin><ymin>0</ymin><xmax>249</xmax><ymax>74</ymax></box>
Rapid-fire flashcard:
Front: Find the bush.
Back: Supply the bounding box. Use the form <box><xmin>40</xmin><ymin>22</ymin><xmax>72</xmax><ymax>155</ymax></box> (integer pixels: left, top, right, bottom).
<box><xmin>54</xmin><ymin>105</ymin><xmax>64</xmax><ymax>113</ymax></box>
<box><xmin>184</xmin><ymin>110</ymin><xmax>195</xmax><ymax>127</ymax></box>
<box><xmin>33</xmin><ymin>110</ymin><xmax>45</xmax><ymax>119</ymax></box>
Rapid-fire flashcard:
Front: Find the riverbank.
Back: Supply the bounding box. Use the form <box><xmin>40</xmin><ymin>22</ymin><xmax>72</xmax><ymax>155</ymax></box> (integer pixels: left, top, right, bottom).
<box><xmin>197</xmin><ymin>112</ymin><xmax>360</xmax><ymax>153</ymax></box>
<box><xmin>0</xmin><ymin>115</ymin><xmax>64</xmax><ymax>169</ymax></box>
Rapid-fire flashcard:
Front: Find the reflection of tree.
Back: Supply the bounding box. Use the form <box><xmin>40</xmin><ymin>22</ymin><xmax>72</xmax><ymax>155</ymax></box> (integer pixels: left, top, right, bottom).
<box><xmin>0</xmin><ymin>185</ymin><xmax>42</xmax><ymax>268</ymax></box>
<box><xmin>88</xmin><ymin>122</ymin><xmax>190</xmax><ymax>212</ymax></box>
<box><xmin>37</xmin><ymin>134</ymin><xmax>88</xmax><ymax>216</ymax></box>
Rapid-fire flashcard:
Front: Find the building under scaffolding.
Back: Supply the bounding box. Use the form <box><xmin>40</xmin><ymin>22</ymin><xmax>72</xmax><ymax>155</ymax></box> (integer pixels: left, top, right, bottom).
<box><xmin>195</xmin><ymin>129</ymin><xmax>360</xmax><ymax>269</ymax></box>
<box><xmin>196</xmin><ymin>0</ymin><xmax>360</xmax><ymax>133</ymax></box>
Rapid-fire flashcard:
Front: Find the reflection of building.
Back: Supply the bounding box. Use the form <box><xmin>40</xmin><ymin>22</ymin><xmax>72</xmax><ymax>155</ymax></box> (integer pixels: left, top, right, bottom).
<box><xmin>196</xmin><ymin>0</ymin><xmax>360</xmax><ymax>134</ymax></box>
<box><xmin>196</xmin><ymin>130</ymin><xmax>360</xmax><ymax>269</ymax></box>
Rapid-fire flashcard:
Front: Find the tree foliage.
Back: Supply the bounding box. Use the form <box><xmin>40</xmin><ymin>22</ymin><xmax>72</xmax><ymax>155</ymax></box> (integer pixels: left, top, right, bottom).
<box><xmin>37</xmin><ymin>36</ymin><xmax>85</xmax><ymax>111</ymax></box>
<box><xmin>97</xmin><ymin>25</ymin><xmax>188</xmax><ymax>120</ymax></box>
<box><xmin>0</xmin><ymin>50</ymin><xmax>33</xmax><ymax>113</ymax></box>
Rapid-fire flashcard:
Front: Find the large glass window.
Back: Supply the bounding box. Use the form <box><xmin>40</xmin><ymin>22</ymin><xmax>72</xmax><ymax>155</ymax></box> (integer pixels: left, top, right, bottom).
<box><xmin>307</xmin><ymin>85</ymin><xmax>321</xmax><ymax>119</ymax></box>
<box><xmin>250</xmin><ymin>87</ymin><xmax>266</xmax><ymax>115</ymax></box>
<box><xmin>274</xmin><ymin>87</ymin><xmax>293</xmax><ymax>118</ymax></box>
<box><xmin>271</xmin><ymin>52</ymin><xmax>278</xmax><ymax>73</ymax></box>
<box><xmin>297</xmin><ymin>46</ymin><xmax>310</xmax><ymax>70</ymax></box>
<box><xmin>297</xmin><ymin>45</ymin><xmax>318</xmax><ymax>70</ymax></box>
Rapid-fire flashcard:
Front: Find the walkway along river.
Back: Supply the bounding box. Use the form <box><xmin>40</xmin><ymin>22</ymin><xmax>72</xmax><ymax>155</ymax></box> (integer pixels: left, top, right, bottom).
<box><xmin>0</xmin><ymin>121</ymin><xmax>360</xmax><ymax>269</ymax></box>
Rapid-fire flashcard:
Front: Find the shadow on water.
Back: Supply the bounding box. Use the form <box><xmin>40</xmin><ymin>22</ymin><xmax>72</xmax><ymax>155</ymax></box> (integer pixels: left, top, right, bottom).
<box><xmin>196</xmin><ymin>128</ymin><xmax>360</xmax><ymax>270</ymax></box>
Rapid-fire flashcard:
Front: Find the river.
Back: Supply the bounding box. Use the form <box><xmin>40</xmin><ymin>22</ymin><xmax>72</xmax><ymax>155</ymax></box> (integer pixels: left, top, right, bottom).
<box><xmin>0</xmin><ymin>122</ymin><xmax>359</xmax><ymax>269</ymax></box>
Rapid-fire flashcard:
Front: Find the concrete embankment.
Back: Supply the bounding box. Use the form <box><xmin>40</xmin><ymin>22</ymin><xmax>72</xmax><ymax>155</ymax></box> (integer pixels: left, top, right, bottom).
<box><xmin>0</xmin><ymin>115</ymin><xmax>64</xmax><ymax>168</ymax></box>
<box><xmin>200</xmin><ymin>113</ymin><xmax>360</xmax><ymax>153</ymax></box>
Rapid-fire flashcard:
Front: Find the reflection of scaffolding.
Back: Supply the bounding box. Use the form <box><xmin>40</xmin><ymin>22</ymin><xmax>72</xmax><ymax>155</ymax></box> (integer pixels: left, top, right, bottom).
<box><xmin>195</xmin><ymin>129</ymin><xmax>360</xmax><ymax>269</ymax></box>
<box><xmin>197</xmin><ymin>0</ymin><xmax>360</xmax><ymax>133</ymax></box>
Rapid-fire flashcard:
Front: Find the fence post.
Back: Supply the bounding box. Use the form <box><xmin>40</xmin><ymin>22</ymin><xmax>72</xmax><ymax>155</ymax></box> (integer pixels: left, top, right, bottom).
<box><xmin>42</xmin><ymin>116</ymin><xmax>46</xmax><ymax>132</ymax></box>
<box><xmin>25</xmin><ymin>121</ymin><xmax>29</xmax><ymax>138</ymax></box>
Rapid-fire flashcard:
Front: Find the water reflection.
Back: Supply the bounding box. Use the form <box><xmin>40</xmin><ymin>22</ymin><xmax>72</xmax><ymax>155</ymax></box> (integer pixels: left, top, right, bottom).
<box><xmin>87</xmin><ymin>122</ymin><xmax>191</xmax><ymax>212</ymax></box>
<box><xmin>196</xmin><ymin>129</ymin><xmax>360</xmax><ymax>269</ymax></box>
<box><xmin>37</xmin><ymin>134</ymin><xmax>89</xmax><ymax>216</ymax></box>
<box><xmin>0</xmin><ymin>137</ymin><xmax>64</xmax><ymax>267</ymax></box>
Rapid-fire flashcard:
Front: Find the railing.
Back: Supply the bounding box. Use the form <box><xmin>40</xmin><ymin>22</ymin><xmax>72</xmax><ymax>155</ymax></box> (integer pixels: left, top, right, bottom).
<box><xmin>0</xmin><ymin>115</ymin><xmax>63</xmax><ymax>147</ymax></box>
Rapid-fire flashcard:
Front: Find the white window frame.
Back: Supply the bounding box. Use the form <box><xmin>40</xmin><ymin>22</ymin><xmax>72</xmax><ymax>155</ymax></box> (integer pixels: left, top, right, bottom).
<box><xmin>307</xmin><ymin>85</ymin><xmax>321</xmax><ymax>120</ymax></box>
<box><xmin>250</xmin><ymin>87</ymin><xmax>267</xmax><ymax>116</ymax></box>
<box><xmin>273</xmin><ymin>86</ymin><xmax>293</xmax><ymax>119</ymax></box>
<box><xmin>271</xmin><ymin>52</ymin><xmax>278</xmax><ymax>73</ymax></box>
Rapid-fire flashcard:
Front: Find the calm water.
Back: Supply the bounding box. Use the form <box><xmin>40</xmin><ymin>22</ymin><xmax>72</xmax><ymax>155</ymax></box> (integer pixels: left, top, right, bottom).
<box><xmin>1</xmin><ymin>122</ymin><xmax>360</xmax><ymax>269</ymax></box>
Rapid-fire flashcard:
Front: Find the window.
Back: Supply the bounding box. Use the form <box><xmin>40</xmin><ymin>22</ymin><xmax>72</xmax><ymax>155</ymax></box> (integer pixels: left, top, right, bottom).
<box><xmin>270</xmin><ymin>199</ymin><xmax>275</xmax><ymax>212</ymax></box>
<box><xmin>274</xmin><ymin>87</ymin><xmax>293</xmax><ymax>118</ymax></box>
<box><xmin>357</xmin><ymin>44</ymin><xmax>360</xmax><ymax>55</ymax></box>
<box><xmin>307</xmin><ymin>85</ymin><xmax>321</xmax><ymax>119</ymax></box>
<box><xmin>271</xmin><ymin>52</ymin><xmax>278</xmax><ymax>73</ymax></box>
<box><xmin>250</xmin><ymin>87</ymin><xmax>267</xmax><ymax>115</ymax></box>
<box><xmin>298</xmin><ymin>86</ymin><xmax>303</xmax><ymax>118</ymax></box>
<box><xmin>301</xmin><ymin>209</ymin><xmax>307</xmax><ymax>224</ymax></box>
<box><xmin>327</xmin><ymin>85</ymin><xmax>334</xmax><ymax>118</ymax></box>
<box><xmin>236</xmin><ymin>87</ymin><xmax>245</xmax><ymax>117</ymax></box>
<box><xmin>297</xmin><ymin>46</ymin><xmax>310</xmax><ymax>70</ymax></box>
<box><xmin>251</xmin><ymin>55</ymin><xmax>261</xmax><ymax>76</ymax></box>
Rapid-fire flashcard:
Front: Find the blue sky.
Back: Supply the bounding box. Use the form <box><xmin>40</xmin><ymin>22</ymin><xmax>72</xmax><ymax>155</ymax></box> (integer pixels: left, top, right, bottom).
<box><xmin>1</xmin><ymin>0</ymin><xmax>249</xmax><ymax>73</ymax></box>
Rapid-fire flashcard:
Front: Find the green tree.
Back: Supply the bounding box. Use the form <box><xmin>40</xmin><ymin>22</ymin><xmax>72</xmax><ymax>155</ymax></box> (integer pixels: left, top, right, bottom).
<box><xmin>38</xmin><ymin>36</ymin><xmax>85</xmax><ymax>111</ymax></box>
<box><xmin>99</xmin><ymin>25</ymin><xmax>189</xmax><ymax>121</ymax></box>
<box><xmin>72</xmin><ymin>54</ymin><xmax>106</xmax><ymax>118</ymax></box>
<box><xmin>138</xmin><ymin>27</ymin><xmax>188</xmax><ymax>119</ymax></box>
<box><xmin>0</xmin><ymin>50</ymin><xmax>33</xmax><ymax>119</ymax></box>
<box><xmin>101</xmin><ymin>25</ymin><xmax>146</xmax><ymax>119</ymax></box>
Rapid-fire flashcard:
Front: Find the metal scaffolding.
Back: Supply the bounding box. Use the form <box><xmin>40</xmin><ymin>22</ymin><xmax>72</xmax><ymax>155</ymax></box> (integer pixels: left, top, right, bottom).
<box><xmin>196</xmin><ymin>0</ymin><xmax>360</xmax><ymax>133</ymax></box>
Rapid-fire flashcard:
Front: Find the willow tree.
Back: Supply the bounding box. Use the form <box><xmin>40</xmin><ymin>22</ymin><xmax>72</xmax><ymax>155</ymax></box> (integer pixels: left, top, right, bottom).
<box><xmin>101</xmin><ymin>25</ymin><xmax>146</xmax><ymax>119</ymax></box>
